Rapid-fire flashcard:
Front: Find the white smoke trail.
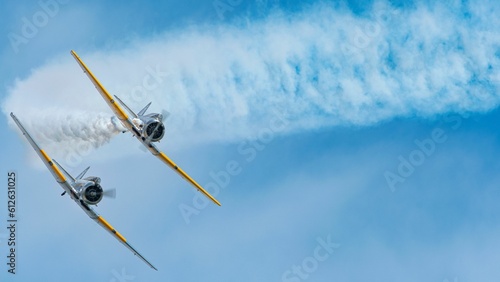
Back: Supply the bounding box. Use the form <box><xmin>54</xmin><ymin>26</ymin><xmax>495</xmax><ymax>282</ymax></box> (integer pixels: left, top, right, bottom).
<box><xmin>8</xmin><ymin>108</ymin><xmax>125</xmax><ymax>167</ymax></box>
<box><xmin>30</xmin><ymin>110</ymin><xmax>124</xmax><ymax>148</ymax></box>
<box><xmin>2</xmin><ymin>1</ymin><xmax>500</xmax><ymax>163</ymax></box>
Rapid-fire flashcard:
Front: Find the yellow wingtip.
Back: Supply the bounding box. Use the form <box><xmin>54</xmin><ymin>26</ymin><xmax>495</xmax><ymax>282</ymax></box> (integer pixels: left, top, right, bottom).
<box><xmin>158</xmin><ymin>152</ymin><xmax>222</xmax><ymax>206</ymax></box>
<box><xmin>210</xmin><ymin>195</ymin><xmax>222</xmax><ymax>207</ymax></box>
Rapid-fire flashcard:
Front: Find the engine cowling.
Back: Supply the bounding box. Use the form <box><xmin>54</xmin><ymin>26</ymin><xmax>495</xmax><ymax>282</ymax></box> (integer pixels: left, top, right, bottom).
<box><xmin>143</xmin><ymin>120</ymin><xmax>165</xmax><ymax>142</ymax></box>
<box><xmin>81</xmin><ymin>183</ymin><xmax>103</xmax><ymax>205</ymax></box>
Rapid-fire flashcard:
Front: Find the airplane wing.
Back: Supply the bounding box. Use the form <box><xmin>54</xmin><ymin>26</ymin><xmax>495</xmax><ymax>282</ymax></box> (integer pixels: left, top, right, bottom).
<box><xmin>90</xmin><ymin>210</ymin><xmax>157</xmax><ymax>271</ymax></box>
<box><xmin>10</xmin><ymin>113</ymin><xmax>156</xmax><ymax>270</ymax></box>
<box><xmin>70</xmin><ymin>50</ymin><xmax>134</xmax><ymax>131</ymax></box>
<box><xmin>10</xmin><ymin>113</ymin><xmax>69</xmax><ymax>185</ymax></box>
<box><xmin>66</xmin><ymin>198</ymin><xmax>157</xmax><ymax>270</ymax></box>
<box><xmin>148</xmin><ymin>143</ymin><xmax>221</xmax><ymax>206</ymax></box>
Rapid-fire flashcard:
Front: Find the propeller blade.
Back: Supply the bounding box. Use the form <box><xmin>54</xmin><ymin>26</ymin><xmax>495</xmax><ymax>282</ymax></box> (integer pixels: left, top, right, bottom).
<box><xmin>103</xmin><ymin>188</ymin><xmax>116</xmax><ymax>199</ymax></box>
<box><xmin>161</xmin><ymin>109</ymin><xmax>170</xmax><ymax>122</ymax></box>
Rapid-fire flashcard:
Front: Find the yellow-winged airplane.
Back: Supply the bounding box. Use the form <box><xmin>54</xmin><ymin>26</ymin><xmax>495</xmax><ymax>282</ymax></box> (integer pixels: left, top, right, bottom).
<box><xmin>10</xmin><ymin>113</ymin><xmax>157</xmax><ymax>271</ymax></box>
<box><xmin>70</xmin><ymin>50</ymin><xmax>221</xmax><ymax>207</ymax></box>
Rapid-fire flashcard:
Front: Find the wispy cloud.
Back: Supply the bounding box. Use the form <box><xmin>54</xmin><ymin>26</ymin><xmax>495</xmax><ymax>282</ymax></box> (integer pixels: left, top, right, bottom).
<box><xmin>2</xmin><ymin>0</ymin><xmax>499</xmax><ymax>162</ymax></box>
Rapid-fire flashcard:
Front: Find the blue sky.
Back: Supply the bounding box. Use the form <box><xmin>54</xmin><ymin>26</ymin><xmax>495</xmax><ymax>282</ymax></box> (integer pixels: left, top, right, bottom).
<box><xmin>1</xmin><ymin>0</ymin><xmax>500</xmax><ymax>281</ymax></box>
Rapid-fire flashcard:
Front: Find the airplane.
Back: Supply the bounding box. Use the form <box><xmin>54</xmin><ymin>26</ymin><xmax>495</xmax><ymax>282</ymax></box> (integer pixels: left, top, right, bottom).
<box><xmin>70</xmin><ymin>50</ymin><xmax>221</xmax><ymax>207</ymax></box>
<box><xmin>10</xmin><ymin>113</ymin><xmax>157</xmax><ymax>271</ymax></box>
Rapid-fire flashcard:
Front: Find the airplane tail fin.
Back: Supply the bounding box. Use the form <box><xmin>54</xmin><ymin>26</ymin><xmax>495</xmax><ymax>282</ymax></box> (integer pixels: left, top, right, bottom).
<box><xmin>137</xmin><ymin>102</ymin><xmax>151</xmax><ymax>116</ymax></box>
<box><xmin>113</xmin><ymin>95</ymin><xmax>151</xmax><ymax>117</ymax></box>
<box><xmin>113</xmin><ymin>95</ymin><xmax>138</xmax><ymax>119</ymax></box>
<box><xmin>76</xmin><ymin>166</ymin><xmax>90</xmax><ymax>180</ymax></box>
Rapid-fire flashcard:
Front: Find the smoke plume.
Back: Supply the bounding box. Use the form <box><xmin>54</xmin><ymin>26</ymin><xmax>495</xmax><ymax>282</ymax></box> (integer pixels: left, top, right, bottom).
<box><xmin>2</xmin><ymin>1</ymin><xmax>500</xmax><ymax>164</ymax></box>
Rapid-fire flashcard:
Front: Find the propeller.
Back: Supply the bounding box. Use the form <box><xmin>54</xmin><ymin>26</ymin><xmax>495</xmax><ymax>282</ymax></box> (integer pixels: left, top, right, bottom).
<box><xmin>145</xmin><ymin>121</ymin><xmax>161</xmax><ymax>144</ymax></box>
<box><xmin>103</xmin><ymin>188</ymin><xmax>116</xmax><ymax>199</ymax></box>
<box><xmin>138</xmin><ymin>108</ymin><xmax>170</xmax><ymax>152</ymax></box>
<box><xmin>62</xmin><ymin>188</ymin><xmax>116</xmax><ymax>200</ymax></box>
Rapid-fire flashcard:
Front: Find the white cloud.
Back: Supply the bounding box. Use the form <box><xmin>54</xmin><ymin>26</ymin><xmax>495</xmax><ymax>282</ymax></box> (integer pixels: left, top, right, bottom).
<box><xmin>2</xmin><ymin>0</ymin><xmax>499</xmax><ymax>164</ymax></box>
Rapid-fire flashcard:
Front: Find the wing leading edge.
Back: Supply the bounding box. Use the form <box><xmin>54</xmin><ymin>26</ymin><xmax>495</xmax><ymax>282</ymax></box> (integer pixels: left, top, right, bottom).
<box><xmin>148</xmin><ymin>143</ymin><xmax>221</xmax><ymax>206</ymax></box>
<box><xmin>94</xmin><ymin>214</ymin><xmax>158</xmax><ymax>271</ymax></box>
<box><xmin>10</xmin><ymin>112</ymin><xmax>67</xmax><ymax>184</ymax></box>
<box><xmin>70</xmin><ymin>50</ymin><xmax>131</xmax><ymax>125</ymax></box>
